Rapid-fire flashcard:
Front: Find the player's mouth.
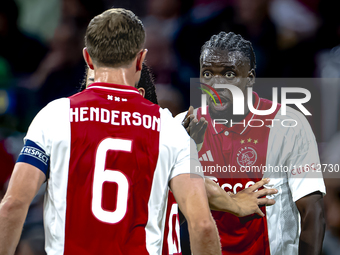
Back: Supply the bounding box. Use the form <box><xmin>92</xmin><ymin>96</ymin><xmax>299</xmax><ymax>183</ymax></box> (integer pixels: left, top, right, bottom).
<box><xmin>210</xmin><ymin>95</ymin><xmax>230</xmax><ymax>111</ymax></box>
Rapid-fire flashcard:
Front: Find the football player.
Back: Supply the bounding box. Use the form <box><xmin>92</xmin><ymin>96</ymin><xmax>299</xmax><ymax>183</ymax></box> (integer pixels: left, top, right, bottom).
<box><xmin>176</xmin><ymin>31</ymin><xmax>326</xmax><ymax>255</ymax></box>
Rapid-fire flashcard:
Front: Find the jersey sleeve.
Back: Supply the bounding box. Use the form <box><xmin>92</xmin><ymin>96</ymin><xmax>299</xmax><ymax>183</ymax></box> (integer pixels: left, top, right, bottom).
<box><xmin>169</xmin><ymin>138</ymin><xmax>203</xmax><ymax>180</ymax></box>
<box><xmin>174</xmin><ymin>110</ymin><xmax>203</xmax><ymax>152</ymax></box>
<box><xmin>17</xmin><ymin>98</ymin><xmax>68</xmax><ymax>177</ymax></box>
<box><xmin>285</xmin><ymin>109</ymin><xmax>326</xmax><ymax>202</ymax></box>
<box><xmin>159</xmin><ymin>108</ymin><xmax>203</xmax><ymax>181</ymax></box>
<box><xmin>174</xmin><ymin>111</ymin><xmax>187</xmax><ymax>124</ymax></box>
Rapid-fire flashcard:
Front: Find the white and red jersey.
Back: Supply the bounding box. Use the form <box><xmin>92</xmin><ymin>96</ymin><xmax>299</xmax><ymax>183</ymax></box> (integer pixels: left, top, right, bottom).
<box><xmin>20</xmin><ymin>82</ymin><xmax>200</xmax><ymax>255</ymax></box>
<box><xmin>162</xmin><ymin>192</ymin><xmax>181</xmax><ymax>255</ymax></box>
<box><xmin>176</xmin><ymin>92</ymin><xmax>325</xmax><ymax>255</ymax></box>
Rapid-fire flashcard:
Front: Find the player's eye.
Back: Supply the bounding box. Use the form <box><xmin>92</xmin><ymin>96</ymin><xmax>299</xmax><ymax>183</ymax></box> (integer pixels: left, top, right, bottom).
<box><xmin>203</xmin><ymin>71</ymin><xmax>212</xmax><ymax>79</ymax></box>
<box><xmin>225</xmin><ymin>72</ymin><xmax>235</xmax><ymax>79</ymax></box>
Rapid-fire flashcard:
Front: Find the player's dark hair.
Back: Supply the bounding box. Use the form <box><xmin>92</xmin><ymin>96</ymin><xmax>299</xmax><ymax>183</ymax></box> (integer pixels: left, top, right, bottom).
<box><xmin>80</xmin><ymin>63</ymin><xmax>158</xmax><ymax>105</ymax></box>
<box><xmin>138</xmin><ymin>63</ymin><xmax>158</xmax><ymax>104</ymax></box>
<box><xmin>79</xmin><ymin>67</ymin><xmax>91</xmax><ymax>92</ymax></box>
<box><xmin>200</xmin><ymin>32</ymin><xmax>256</xmax><ymax>70</ymax></box>
<box><xmin>85</xmin><ymin>8</ymin><xmax>145</xmax><ymax>68</ymax></box>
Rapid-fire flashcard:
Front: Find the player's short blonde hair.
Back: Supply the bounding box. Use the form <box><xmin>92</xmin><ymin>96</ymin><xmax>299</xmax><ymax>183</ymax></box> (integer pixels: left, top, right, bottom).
<box><xmin>85</xmin><ymin>8</ymin><xmax>145</xmax><ymax>68</ymax></box>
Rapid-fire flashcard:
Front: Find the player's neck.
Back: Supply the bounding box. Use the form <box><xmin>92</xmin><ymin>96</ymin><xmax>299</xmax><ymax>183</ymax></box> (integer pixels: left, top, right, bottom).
<box><xmin>93</xmin><ymin>66</ymin><xmax>137</xmax><ymax>87</ymax></box>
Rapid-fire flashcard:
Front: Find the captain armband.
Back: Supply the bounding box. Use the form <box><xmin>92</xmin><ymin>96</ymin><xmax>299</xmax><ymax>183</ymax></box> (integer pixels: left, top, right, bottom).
<box><xmin>17</xmin><ymin>140</ymin><xmax>50</xmax><ymax>176</ymax></box>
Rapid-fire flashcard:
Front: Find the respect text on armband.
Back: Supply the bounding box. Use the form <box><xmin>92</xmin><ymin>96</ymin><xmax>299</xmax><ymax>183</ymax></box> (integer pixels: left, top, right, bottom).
<box><xmin>20</xmin><ymin>146</ymin><xmax>49</xmax><ymax>165</ymax></box>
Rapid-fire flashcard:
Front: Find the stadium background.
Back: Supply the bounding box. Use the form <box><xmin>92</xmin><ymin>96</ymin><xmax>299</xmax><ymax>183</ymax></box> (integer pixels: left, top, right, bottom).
<box><xmin>0</xmin><ymin>0</ymin><xmax>339</xmax><ymax>254</ymax></box>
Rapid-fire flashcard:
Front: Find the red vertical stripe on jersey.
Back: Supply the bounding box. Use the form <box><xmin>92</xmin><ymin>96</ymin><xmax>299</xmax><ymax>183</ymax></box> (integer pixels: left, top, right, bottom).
<box><xmin>162</xmin><ymin>192</ymin><xmax>181</xmax><ymax>255</ymax></box>
<box><xmin>64</xmin><ymin>83</ymin><xmax>160</xmax><ymax>255</ymax></box>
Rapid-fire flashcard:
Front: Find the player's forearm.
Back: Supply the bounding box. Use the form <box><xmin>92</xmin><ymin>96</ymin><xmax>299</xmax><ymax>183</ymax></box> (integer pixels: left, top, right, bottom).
<box><xmin>298</xmin><ymin>194</ymin><xmax>325</xmax><ymax>255</ymax></box>
<box><xmin>205</xmin><ymin>178</ymin><xmax>239</xmax><ymax>214</ymax></box>
<box><xmin>298</xmin><ymin>212</ymin><xmax>325</xmax><ymax>254</ymax></box>
<box><xmin>208</xmin><ymin>190</ymin><xmax>239</xmax><ymax>214</ymax></box>
<box><xmin>188</xmin><ymin>217</ymin><xmax>221</xmax><ymax>255</ymax></box>
<box><xmin>0</xmin><ymin>198</ymin><xmax>29</xmax><ymax>255</ymax></box>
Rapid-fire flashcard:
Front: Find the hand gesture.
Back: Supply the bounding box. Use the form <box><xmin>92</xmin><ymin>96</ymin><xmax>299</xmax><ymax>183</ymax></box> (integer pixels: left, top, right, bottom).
<box><xmin>182</xmin><ymin>106</ymin><xmax>208</xmax><ymax>144</ymax></box>
<box><xmin>205</xmin><ymin>178</ymin><xmax>277</xmax><ymax>217</ymax></box>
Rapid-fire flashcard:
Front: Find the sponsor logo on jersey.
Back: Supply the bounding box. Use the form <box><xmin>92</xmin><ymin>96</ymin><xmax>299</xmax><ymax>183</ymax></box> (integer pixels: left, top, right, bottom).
<box><xmin>206</xmin><ymin>176</ymin><xmax>256</xmax><ymax>194</ymax></box>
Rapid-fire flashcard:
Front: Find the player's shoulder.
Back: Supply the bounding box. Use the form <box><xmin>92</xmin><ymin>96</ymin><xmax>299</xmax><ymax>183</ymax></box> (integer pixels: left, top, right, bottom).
<box><xmin>159</xmin><ymin>108</ymin><xmax>191</xmax><ymax>144</ymax></box>
<box><xmin>174</xmin><ymin>108</ymin><xmax>199</xmax><ymax>124</ymax></box>
<box><xmin>275</xmin><ymin>105</ymin><xmax>308</xmax><ymax>123</ymax></box>
<box><xmin>27</xmin><ymin>98</ymin><xmax>70</xmax><ymax>141</ymax></box>
<box><xmin>257</xmin><ymin>96</ymin><xmax>306</xmax><ymax>122</ymax></box>
<box><xmin>160</xmin><ymin>108</ymin><xmax>182</xmax><ymax>128</ymax></box>
<box><xmin>271</xmin><ymin>105</ymin><xmax>315</xmax><ymax>142</ymax></box>
<box><xmin>37</xmin><ymin>98</ymin><xmax>70</xmax><ymax>119</ymax></box>
<box><xmin>274</xmin><ymin>106</ymin><xmax>312</xmax><ymax>131</ymax></box>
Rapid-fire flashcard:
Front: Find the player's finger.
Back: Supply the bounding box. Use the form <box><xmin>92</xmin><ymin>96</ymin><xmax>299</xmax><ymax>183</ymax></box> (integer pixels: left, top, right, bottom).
<box><xmin>185</xmin><ymin>115</ymin><xmax>195</xmax><ymax>134</ymax></box>
<box><xmin>197</xmin><ymin>120</ymin><xmax>208</xmax><ymax>137</ymax></box>
<box><xmin>188</xmin><ymin>116</ymin><xmax>198</xmax><ymax>130</ymax></box>
<box><xmin>247</xmin><ymin>178</ymin><xmax>270</xmax><ymax>193</ymax></box>
<box><xmin>194</xmin><ymin>117</ymin><xmax>206</xmax><ymax>132</ymax></box>
<box><xmin>183</xmin><ymin>106</ymin><xmax>193</xmax><ymax>120</ymax></box>
<box><xmin>255</xmin><ymin>207</ymin><xmax>265</xmax><ymax>217</ymax></box>
<box><xmin>188</xmin><ymin>106</ymin><xmax>194</xmax><ymax>116</ymax></box>
<box><xmin>254</xmin><ymin>188</ymin><xmax>277</xmax><ymax>198</ymax></box>
<box><xmin>184</xmin><ymin>115</ymin><xmax>195</xmax><ymax>132</ymax></box>
<box><xmin>182</xmin><ymin>106</ymin><xmax>194</xmax><ymax>128</ymax></box>
<box><xmin>183</xmin><ymin>106</ymin><xmax>194</xmax><ymax>122</ymax></box>
<box><xmin>197</xmin><ymin>117</ymin><xmax>207</xmax><ymax>128</ymax></box>
<box><xmin>265</xmin><ymin>199</ymin><xmax>276</xmax><ymax>206</ymax></box>
<box><xmin>257</xmin><ymin>198</ymin><xmax>276</xmax><ymax>206</ymax></box>
<box><xmin>182</xmin><ymin>116</ymin><xmax>191</xmax><ymax>128</ymax></box>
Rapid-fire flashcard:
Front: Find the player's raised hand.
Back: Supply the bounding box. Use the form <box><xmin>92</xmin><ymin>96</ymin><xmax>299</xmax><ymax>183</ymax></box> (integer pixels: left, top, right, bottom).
<box><xmin>182</xmin><ymin>106</ymin><xmax>208</xmax><ymax>144</ymax></box>
<box><xmin>205</xmin><ymin>178</ymin><xmax>277</xmax><ymax>217</ymax></box>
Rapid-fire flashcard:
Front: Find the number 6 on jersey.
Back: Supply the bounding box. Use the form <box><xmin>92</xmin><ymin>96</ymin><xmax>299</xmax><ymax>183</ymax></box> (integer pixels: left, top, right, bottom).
<box><xmin>92</xmin><ymin>138</ymin><xmax>131</xmax><ymax>224</ymax></box>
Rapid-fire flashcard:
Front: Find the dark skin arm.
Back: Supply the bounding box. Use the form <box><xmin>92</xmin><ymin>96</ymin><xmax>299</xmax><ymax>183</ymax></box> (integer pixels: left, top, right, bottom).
<box><xmin>295</xmin><ymin>191</ymin><xmax>325</xmax><ymax>255</ymax></box>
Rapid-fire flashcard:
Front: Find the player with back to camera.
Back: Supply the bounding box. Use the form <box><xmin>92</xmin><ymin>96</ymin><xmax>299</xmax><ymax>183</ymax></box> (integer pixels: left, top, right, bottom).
<box><xmin>0</xmin><ymin>8</ymin><xmax>222</xmax><ymax>255</ymax></box>
<box><xmin>177</xmin><ymin>31</ymin><xmax>326</xmax><ymax>255</ymax></box>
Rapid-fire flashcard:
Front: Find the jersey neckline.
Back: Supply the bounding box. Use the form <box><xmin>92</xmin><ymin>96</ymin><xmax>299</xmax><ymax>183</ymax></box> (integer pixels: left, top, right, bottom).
<box><xmin>87</xmin><ymin>82</ymin><xmax>140</xmax><ymax>95</ymax></box>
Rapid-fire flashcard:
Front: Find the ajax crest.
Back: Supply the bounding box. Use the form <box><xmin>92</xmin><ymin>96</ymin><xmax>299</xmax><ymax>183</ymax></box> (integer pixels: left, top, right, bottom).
<box><xmin>237</xmin><ymin>146</ymin><xmax>257</xmax><ymax>167</ymax></box>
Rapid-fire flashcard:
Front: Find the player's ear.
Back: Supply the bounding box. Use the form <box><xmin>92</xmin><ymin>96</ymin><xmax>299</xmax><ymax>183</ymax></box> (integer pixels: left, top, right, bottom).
<box><xmin>136</xmin><ymin>49</ymin><xmax>148</xmax><ymax>72</ymax></box>
<box><xmin>83</xmin><ymin>48</ymin><xmax>94</xmax><ymax>70</ymax></box>
<box><xmin>247</xmin><ymin>69</ymin><xmax>256</xmax><ymax>87</ymax></box>
<box><xmin>138</xmin><ymin>87</ymin><xmax>145</xmax><ymax>97</ymax></box>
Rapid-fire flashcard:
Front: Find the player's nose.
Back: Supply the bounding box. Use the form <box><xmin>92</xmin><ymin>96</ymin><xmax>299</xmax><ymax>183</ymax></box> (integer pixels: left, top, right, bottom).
<box><xmin>211</xmin><ymin>78</ymin><xmax>230</xmax><ymax>91</ymax></box>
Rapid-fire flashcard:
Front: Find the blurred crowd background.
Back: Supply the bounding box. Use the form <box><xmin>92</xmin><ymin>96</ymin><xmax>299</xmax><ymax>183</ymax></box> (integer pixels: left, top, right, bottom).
<box><xmin>0</xmin><ymin>0</ymin><xmax>340</xmax><ymax>254</ymax></box>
